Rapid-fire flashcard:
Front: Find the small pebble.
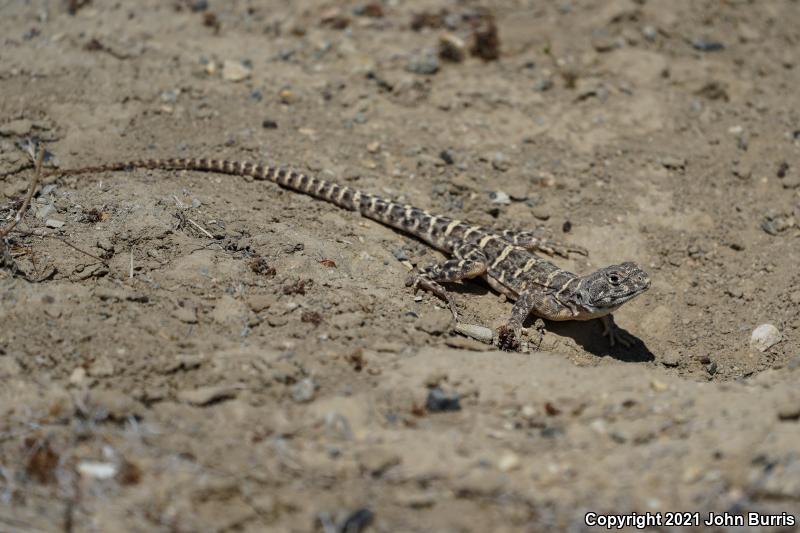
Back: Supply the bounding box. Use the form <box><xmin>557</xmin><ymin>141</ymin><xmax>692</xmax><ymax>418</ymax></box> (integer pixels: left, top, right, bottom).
<box><xmin>222</xmin><ymin>60</ymin><xmax>251</xmax><ymax>82</ymax></box>
<box><xmin>439</xmin><ymin>149</ymin><xmax>454</xmax><ymax>165</ymax></box>
<box><xmin>491</xmin><ymin>152</ymin><xmax>511</xmax><ymax>172</ymax></box>
<box><xmin>160</xmin><ymin>89</ymin><xmax>179</xmax><ymax>103</ymax></box>
<box><xmin>782</xmin><ymin>176</ymin><xmax>800</xmax><ymax>189</ymax></box>
<box><xmin>661</xmin><ymin>351</ymin><xmax>681</xmax><ymax>367</ymax></box>
<box><xmin>77</xmin><ymin>461</ymin><xmax>118</xmax><ymax>480</ymax></box>
<box><xmin>45</xmin><ymin>218</ymin><xmax>65</xmax><ymax>228</ymax></box>
<box><xmin>406</xmin><ymin>51</ymin><xmax>439</xmax><ymax>75</ymax></box>
<box><xmin>178</xmin><ymin>384</ymin><xmax>240</xmax><ymax>406</ymax></box>
<box><xmin>97</xmin><ymin>237</ymin><xmax>114</xmax><ymax>252</ymax></box>
<box><xmin>489</xmin><ymin>190</ymin><xmax>511</xmax><ymax>205</ymax></box>
<box><xmin>642</xmin><ymin>25</ymin><xmax>658</xmax><ymax>41</ymax></box>
<box><xmin>279</xmin><ymin>89</ymin><xmax>295</xmax><ymax>104</ymax></box>
<box><xmin>761</xmin><ymin>212</ymin><xmax>795</xmax><ymax>235</ymax></box>
<box><xmin>533</xmin><ymin>78</ymin><xmax>553</xmax><ymax>92</ymax></box>
<box><xmin>531</xmin><ymin>207</ymin><xmax>551</xmax><ymax>221</ymax></box>
<box><xmin>498</xmin><ymin>452</ymin><xmax>521</xmax><ymax>472</ymax></box>
<box><xmin>439</xmin><ymin>32</ymin><xmax>466</xmax><ymax>62</ymax></box>
<box><xmin>262</xmin><ymin>119</ymin><xmax>278</xmax><ymax>129</ymax></box>
<box><xmin>691</xmin><ymin>38</ymin><xmax>724</xmax><ymax>52</ymax></box>
<box><xmin>659</xmin><ymin>156</ymin><xmax>686</xmax><ymax>170</ymax></box>
<box><xmin>650</xmin><ymin>380</ymin><xmax>669</xmax><ymax>392</ymax></box>
<box><xmin>776</xmin><ymin>398</ymin><xmax>800</xmax><ymax>421</ymax></box>
<box><xmin>69</xmin><ymin>367</ymin><xmax>87</xmax><ymax>386</ymax></box>
<box><xmin>750</xmin><ymin>324</ymin><xmax>782</xmax><ymax>352</ymax></box>
<box><xmin>425</xmin><ymin>387</ymin><xmax>461</xmax><ymax>412</ymax></box>
<box><xmin>454</xmin><ymin>322</ymin><xmax>493</xmax><ymax>344</ymax></box>
<box><xmin>290</xmin><ymin>378</ymin><xmax>316</xmax><ymax>403</ymax></box>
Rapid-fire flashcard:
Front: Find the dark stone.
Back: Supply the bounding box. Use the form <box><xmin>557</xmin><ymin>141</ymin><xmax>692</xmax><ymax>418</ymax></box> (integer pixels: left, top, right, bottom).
<box><xmin>426</xmin><ymin>387</ymin><xmax>461</xmax><ymax>412</ymax></box>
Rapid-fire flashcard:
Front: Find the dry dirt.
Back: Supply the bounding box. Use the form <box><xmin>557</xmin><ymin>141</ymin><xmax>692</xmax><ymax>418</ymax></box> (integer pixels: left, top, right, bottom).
<box><xmin>1</xmin><ymin>0</ymin><xmax>800</xmax><ymax>531</ymax></box>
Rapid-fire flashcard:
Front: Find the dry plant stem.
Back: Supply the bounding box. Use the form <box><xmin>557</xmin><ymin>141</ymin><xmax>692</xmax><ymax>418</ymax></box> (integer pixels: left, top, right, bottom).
<box><xmin>58</xmin><ymin>238</ymin><xmax>109</xmax><ymax>266</ymax></box>
<box><xmin>0</xmin><ymin>149</ymin><xmax>45</xmax><ymax>239</ymax></box>
<box><xmin>187</xmin><ymin>218</ymin><xmax>214</xmax><ymax>239</ymax></box>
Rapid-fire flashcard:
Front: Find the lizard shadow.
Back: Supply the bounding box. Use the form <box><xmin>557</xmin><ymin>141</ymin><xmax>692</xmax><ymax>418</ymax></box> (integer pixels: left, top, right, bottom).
<box><xmin>447</xmin><ymin>282</ymin><xmax>654</xmax><ymax>362</ymax></box>
<box><xmin>540</xmin><ymin>318</ymin><xmax>655</xmax><ymax>363</ymax></box>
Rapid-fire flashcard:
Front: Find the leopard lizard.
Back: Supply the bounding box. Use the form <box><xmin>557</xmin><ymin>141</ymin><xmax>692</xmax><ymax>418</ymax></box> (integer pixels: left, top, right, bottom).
<box><xmin>46</xmin><ymin>158</ymin><xmax>651</xmax><ymax>350</ymax></box>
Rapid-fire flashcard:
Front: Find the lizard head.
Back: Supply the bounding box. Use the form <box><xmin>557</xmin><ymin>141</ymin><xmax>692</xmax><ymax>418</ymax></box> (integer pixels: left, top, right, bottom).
<box><xmin>570</xmin><ymin>262</ymin><xmax>650</xmax><ymax>318</ymax></box>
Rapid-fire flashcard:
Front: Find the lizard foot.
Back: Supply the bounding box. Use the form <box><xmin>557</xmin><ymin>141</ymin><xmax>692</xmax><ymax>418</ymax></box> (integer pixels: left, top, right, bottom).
<box><xmin>494</xmin><ymin>320</ymin><xmax>523</xmax><ymax>351</ymax></box>
<box><xmin>540</xmin><ymin>240</ymin><xmax>589</xmax><ymax>259</ymax></box>
<box><xmin>601</xmin><ymin>316</ymin><xmax>634</xmax><ymax>348</ymax></box>
<box><xmin>406</xmin><ymin>271</ymin><xmax>459</xmax><ymax>320</ymax></box>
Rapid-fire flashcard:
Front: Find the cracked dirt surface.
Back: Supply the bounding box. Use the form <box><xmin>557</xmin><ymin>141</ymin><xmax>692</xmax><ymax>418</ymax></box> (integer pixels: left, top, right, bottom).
<box><xmin>1</xmin><ymin>1</ymin><xmax>799</xmax><ymax>531</ymax></box>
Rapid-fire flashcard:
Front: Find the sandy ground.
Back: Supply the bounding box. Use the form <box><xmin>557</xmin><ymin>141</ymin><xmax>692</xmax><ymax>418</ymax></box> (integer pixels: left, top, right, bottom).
<box><xmin>1</xmin><ymin>0</ymin><xmax>800</xmax><ymax>531</ymax></box>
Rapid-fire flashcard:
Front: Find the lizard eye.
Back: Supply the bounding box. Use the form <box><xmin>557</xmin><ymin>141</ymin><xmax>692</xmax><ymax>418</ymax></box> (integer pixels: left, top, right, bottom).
<box><xmin>607</xmin><ymin>272</ymin><xmax>621</xmax><ymax>284</ymax></box>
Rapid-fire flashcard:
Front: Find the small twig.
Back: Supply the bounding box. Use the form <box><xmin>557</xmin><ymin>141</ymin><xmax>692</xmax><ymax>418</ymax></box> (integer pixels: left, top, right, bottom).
<box><xmin>0</xmin><ymin>148</ymin><xmax>45</xmax><ymax>239</ymax></box>
<box><xmin>58</xmin><ymin>238</ymin><xmax>108</xmax><ymax>266</ymax></box>
<box><xmin>129</xmin><ymin>246</ymin><xmax>134</xmax><ymax>279</ymax></box>
<box><xmin>186</xmin><ymin>218</ymin><xmax>214</xmax><ymax>239</ymax></box>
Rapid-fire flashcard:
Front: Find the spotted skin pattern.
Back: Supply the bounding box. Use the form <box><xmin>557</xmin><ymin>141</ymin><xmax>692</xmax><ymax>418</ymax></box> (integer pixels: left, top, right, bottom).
<box><xmin>47</xmin><ymin>158</ymin><xmax>651</xmax><ymax>350</ymax></box>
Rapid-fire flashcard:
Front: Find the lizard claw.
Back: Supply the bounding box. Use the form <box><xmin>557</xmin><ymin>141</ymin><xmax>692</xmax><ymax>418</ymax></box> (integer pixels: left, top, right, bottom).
<box><xmin>494</xmin><ymin>320</ymin><xmax>523</xmax><ymax>351</ymax></box>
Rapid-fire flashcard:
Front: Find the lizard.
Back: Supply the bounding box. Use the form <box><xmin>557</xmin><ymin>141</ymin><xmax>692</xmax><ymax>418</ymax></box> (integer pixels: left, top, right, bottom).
<box><xmin>44</xmin><ymin>157</ymin><xmax>651</xmax><ymax>350</ymax></box>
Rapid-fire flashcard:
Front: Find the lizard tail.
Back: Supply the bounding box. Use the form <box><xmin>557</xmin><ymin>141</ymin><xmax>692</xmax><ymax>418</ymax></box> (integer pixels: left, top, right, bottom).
<box><xmin>44</xmin><ymin>158</ymin><xmax>456</xmax><ymax>249</ymax></box>
<box><xmin>44</xmin><ymin>158</ymin><xmax>372</xmax><ymax>213</ymax></box>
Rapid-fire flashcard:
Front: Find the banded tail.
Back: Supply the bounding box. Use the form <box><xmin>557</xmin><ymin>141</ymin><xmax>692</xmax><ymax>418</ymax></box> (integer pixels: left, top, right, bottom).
<box><xmin>44</xmin><ymin>158</ymin><xmax>462</xmax><ymax>251</ymax></box>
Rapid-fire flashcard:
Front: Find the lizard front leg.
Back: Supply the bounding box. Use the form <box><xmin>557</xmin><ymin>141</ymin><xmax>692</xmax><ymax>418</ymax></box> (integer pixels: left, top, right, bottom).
<box><xmin>405</xmin><ymin>246</ymin><xmax>488</xmax><ymax>319</ymax></box>
<box><xmin>495</xmin><ymin>291</ymin><xmax>537</xmax><ymax>351</ymax></box>
<box><xmin>600</xmin><ymin>315</ymin><xmax>635</xmax><ymax>347</ymax></box>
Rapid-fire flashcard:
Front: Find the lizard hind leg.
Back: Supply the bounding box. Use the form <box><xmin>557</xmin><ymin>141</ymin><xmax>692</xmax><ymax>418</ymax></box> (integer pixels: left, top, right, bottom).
<box><xmin>499</xmin><ymin>229</ymin><xmax>588</xmax><ymax>258</ymax></box>
<box><xmin>405</xmin><ymin>245</ymin><xmax>488</xmax><ymax>320</ymax></box>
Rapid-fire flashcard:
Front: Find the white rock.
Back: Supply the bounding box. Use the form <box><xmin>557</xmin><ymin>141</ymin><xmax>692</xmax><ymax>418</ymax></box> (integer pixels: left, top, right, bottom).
<box><xmin>454</xmin><ymin>322</ymin><xmax>493</xmax><ymax>343</ymax></box>
<box><xmin>45</xmin><ymin>218</ymin><xmax>65</xmax><ymax>228</ymax></box>
<box><xmin>222</xmin><ymin>60</ymin><xmax>251</xmax><ymax>82</ymax></box>
<box><xmin>77</xmin><ymin>461</ymin><xmax>117</xmax><ymax>479</ymax></box>
<box><xmin>69</xmin><ymin>367</ymin><xmax>87</xmax><ymax>385</ymax></box>
<box><xmin>750</xmin><ymin>324</ymin><xmax>781</xmax><ymax>352</ymax></box>
<box><xmin>498</xmin><ymin>452</ymin><xmax>521</xmax><ymax>472</ymax></box>
<box><xmin>490</xmin><ymin>190</ymin><xmax>511</xmax><ymax>205</ymax></box>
